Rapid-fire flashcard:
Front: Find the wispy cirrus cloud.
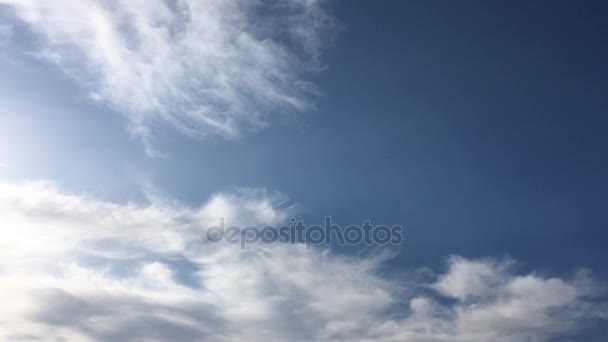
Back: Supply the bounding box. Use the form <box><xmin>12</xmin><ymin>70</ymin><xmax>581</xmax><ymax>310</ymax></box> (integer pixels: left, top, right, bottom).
<box><xmin>0</xmin><ymin>181</ymin><xmax>606</xmax><ymax>341</ymax></box>
<box><xmin>0</xmin><ymin>0</ymin><xmax>336</xmax><ymax>155</ymax></box>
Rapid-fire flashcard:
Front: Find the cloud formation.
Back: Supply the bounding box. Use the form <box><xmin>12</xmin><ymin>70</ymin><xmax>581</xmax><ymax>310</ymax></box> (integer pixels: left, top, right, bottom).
<box><xmin>0</xmin><ymin>0</ymin><xmax>335</xmax><ymax>154</ymax></box>
<box><xmin>0</xmin><ymin>182</ymin><xmax>606</xmax><ymax>341</ymax></box>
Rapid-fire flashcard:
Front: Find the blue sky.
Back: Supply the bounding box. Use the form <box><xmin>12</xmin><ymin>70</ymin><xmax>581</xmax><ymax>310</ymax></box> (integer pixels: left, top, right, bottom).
<box><xmin>1</xmin><ymin>1</ymin><xmax>607</xmax><ymax>341</ymax></box>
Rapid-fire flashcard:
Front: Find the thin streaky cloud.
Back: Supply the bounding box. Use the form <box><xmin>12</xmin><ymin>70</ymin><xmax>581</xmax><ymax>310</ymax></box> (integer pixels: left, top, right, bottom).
<box><xmin>0</xmin><ymin>0</ymin><xmax>336</xmax><ymax>155</ymax></box>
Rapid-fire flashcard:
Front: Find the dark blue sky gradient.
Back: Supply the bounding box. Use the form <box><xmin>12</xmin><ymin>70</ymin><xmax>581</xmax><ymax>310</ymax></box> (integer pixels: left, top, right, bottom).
<box><xmin>148</xmin><ymin>1</ymin><xmax>608</xmax><ymax>274</ymax></box>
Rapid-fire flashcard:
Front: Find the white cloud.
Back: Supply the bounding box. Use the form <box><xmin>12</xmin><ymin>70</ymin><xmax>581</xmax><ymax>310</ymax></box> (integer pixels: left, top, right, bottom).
<box><xmin>432</xmin><ymin>256</ymin><xmax>514</xmax><ymax>300</ymax></box>
<box><xmin>0</xmin><ymin>181</ymin><xmax>606</xmax><ymax>341</ymax></box>
<box><xmin>0</xmin><ymin>0</ymin><xmax>336</xmax><ymax>155</ymax></box>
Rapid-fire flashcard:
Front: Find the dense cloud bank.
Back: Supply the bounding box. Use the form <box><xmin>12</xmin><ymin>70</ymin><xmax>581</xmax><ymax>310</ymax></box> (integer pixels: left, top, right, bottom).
<box><xmin>0</xmin><ymin>182</ymin><xmax>606</xmax><ymax>341</ymax></box>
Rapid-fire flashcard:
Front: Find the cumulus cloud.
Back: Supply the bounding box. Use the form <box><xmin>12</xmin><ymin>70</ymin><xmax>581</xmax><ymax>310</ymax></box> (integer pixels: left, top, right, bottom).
<box><xmin>0</xmin><ymin>0</ymin><xmax>336</xmax><ymax>154</ymax></box>
<box><xmin>0</xmin><ymin>181</ymin><xmax>606</xmax><ymax>341</ymax></box>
